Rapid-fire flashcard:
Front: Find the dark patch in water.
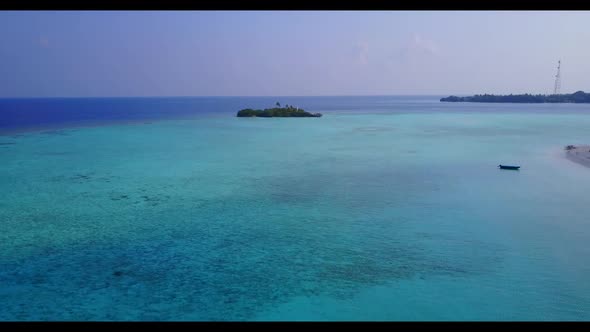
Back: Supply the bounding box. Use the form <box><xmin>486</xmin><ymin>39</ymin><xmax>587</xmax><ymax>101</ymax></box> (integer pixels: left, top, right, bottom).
<box><xmin>39</xmin><ymin>151</ymin><xmax>73</xmax><ymax>156</ymax></box>
<box><xmin>41</xmin><ymin>130</ymin><xmax>70</xmax><ymax>136</ymax></box>
<box><xmin>138</xmin><ymin>194</ymin><xmax>171</xmax><ymax>207</ymax></box>
<box><xmin>46</xmin><ymin>172</ymin><xmax>119</xmax><ymax>186</ymax></box>
<box><xmin>0</xmin><ymin>142</ymin><xmax>16</xmax><ymax>145</ymax></box>
<box><xmin>0</xmin><ymin>189</ymin><xmax>504</xmax><ymax>320</ymax></box>
<box><xmin>72</xmin><ymin>173</ymin><xmax>93</xmax><ymax>181</ymax></box>
<box><xmin>69</xmin><ymin>173</ymin><xmax>117</xmax><ymax>184</ymax></box>
<box><xmin>261</xmin><ymin>166</ymin><xmax>442</xmax><ymax>209</ymax></box>
<box><xmin>98</xmin><ymin>176</ymin><xmax>114</xmax><ymax>183</ymax></box>
<box><xmin>110</xmin><ymin>194</ymin><xmax>130</xmax><ymax>201</ymax></box>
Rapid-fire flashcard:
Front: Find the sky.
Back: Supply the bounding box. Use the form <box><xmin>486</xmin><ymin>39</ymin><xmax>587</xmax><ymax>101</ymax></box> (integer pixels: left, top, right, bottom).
<box><xmin>0</xmin><ymin>11</ymin><xmax>589</xmax><ymax>97</ymax></box>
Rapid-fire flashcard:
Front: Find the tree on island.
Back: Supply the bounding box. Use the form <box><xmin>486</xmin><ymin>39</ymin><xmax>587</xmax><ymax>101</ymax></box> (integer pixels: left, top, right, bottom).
<box><xmin>276</xmin><ymin>102</ymin><xmax>281</xmax><ymax>107</ymax></box>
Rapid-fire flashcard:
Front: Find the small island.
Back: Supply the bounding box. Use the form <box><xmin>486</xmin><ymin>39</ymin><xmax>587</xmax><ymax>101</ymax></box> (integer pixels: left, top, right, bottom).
<box><xmin>237</xmin><ymin>102</ymin><xmax>322</xmax><ymax>118</ymax></box>
<box><xmin>440</xmin><ymin>91</ymin><xmax>590</xmax><ymax>103</ymax></box>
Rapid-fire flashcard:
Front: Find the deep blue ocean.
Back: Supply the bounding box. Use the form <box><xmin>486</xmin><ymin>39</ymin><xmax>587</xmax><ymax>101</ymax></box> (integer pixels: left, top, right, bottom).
<box><xmin>1</xmin><ymin>96</ymin><xmax>590</xmax><ymax>320</ymax></box>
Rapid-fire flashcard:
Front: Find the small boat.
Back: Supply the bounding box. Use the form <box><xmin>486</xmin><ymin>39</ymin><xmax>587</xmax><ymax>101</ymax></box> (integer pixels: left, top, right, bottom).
<box><xmin>498</xmin><ymin>165</ymin><xmax>520</xmax><ymax>170</ymax></box>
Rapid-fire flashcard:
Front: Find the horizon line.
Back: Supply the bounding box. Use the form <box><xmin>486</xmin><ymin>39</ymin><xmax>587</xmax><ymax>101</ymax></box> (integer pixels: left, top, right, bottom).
<box><xmin>1</xmin><ymin>91</ymin><xmax>584</xmax><ymax>99</ymax></box>
<box><xmin>0</xmin><ymin>94</ymin><xmax>449</xmax><ymax>99</ymax></box>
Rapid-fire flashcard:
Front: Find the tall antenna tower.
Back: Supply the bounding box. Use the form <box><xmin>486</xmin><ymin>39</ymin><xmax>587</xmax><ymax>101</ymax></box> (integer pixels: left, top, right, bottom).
<box><xmin>553</xmin><ymin>60</ymin><xmax>561</xmax><ymax>95</ymax></box>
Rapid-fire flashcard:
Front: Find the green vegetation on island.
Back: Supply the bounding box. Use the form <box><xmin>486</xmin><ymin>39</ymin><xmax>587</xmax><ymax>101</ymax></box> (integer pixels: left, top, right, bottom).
<box><xmin>237</xmin><ymin>102</ymin><xmax>322</xmax><ymax>118</ymax></box>
<box><xmin>440</xmin><ymin>91</ymin><xmax>590</xmax><ymax>103</ymax></box>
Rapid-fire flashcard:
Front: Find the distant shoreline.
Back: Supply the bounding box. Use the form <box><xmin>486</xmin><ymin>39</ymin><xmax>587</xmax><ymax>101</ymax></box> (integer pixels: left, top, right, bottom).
<box><xmin>565</xmin><ymin>145</ymin><xmax>590</xmax><ymax>168</ymax></box>
<box><xmin>441</xmin><ymin>91</ymin><xmax>590</xmax><ymax>103</ymax></box>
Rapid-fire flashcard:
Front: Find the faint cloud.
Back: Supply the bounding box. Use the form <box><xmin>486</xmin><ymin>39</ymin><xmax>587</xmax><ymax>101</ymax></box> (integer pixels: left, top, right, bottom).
<box><xmin>393</xmin><ymin>33</ymin><xmax>440</xmax><ymax>61</ymax></box>
<box><xmin>39</xmin><ymin>37</ymin><xmax>49</xmax><ymax>48</ymax></box>
<box><xmin>355</xmin><ymin>41</ymin><xmax>369</xmax><ymax>65</ymax></box>
<box><xmin>410</xmin><ymin>33</ymin><xmax>439</xmax><ymax>55</ymax></box>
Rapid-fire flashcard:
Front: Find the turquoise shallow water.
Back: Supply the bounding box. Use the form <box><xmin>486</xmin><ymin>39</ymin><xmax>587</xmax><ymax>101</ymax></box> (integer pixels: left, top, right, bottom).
<box><xmin>1</xmin><ymin>98</ymin><xmax>590</xmax><ymax>320</ymax></box>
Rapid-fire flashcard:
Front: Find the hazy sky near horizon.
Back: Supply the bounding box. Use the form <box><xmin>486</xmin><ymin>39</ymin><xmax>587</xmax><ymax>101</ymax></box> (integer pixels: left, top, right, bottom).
<box><xmin>1</xmin><ymin>11</ymin><xmax>589</xmax><ymax>97</ymax></box>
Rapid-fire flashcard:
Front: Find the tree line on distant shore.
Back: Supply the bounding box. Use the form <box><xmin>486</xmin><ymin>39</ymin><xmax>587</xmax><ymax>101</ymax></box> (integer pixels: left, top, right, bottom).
<box><xmin>441</xmin><ymin>91</ymin><xmax>590</xmax><ymax>103</ymax></box>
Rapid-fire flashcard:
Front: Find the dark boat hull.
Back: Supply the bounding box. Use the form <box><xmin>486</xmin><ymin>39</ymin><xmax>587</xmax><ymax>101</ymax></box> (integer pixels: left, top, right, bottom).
<box><xmin>498</xmin><ymin>165</ymin><xmax>520</xmax><ymax>170</ymax></box>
